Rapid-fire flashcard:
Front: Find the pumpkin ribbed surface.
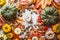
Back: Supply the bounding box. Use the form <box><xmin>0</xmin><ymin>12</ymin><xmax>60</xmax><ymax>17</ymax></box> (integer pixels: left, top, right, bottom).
<box><xmin>40</xmin><ymin>7</ymin><xmax>59</xmax><ymax>25</ymax></box>
<box><xmin>1</xmin><ymin>3</ymin><xmax>17</xmax><ymax>21</ymax></box>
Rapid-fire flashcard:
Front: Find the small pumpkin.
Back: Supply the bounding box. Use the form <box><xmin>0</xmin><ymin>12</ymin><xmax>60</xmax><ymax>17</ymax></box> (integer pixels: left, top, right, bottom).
<box><xmin>2</xmin><ymin>23</ymin><xmax>12</xmax><ymax>33</ymax></box>
<box><xmin>45</xmin><ymin>30</ymin><xmax>55</xmax><ymax>40</ymax></box>
<box><xmin>1</xmin><ymin>3</ymin><xmax>17</xmax><ymax>21</ymax></box>
<box><xmin>0</xmin><ymin>0</ymin><xmax>6</xmax><ymax>6</ymax></box>
<box><xmin>14</xmin><ymin>28</ymin><xmax>21</xmax><ymax>35</ymax></box>
<box><xmin>32</xmin><ymin>36</ymin><xmax>38</xmax><ymax>40</ymax></box>
<box><xmin>57</xmin><ymin>34</ymin><xmax>60</xmax><ymax>40</ymax></box>
<box><xmin>52</xmin><ymin>23</ymin><xmax>60</xmax><ymax>34</ymax></box>
<box><xmin>40</xmin><ymin>7</ymin><xmax>59</xmax><ymax>25</ymax></box>
<box><xmin>0</xmin><ymin>33</ymin><xmax>7</xmax><ymax>40</ymax></box>
<box><xmin>6</xmin><ymin>33</ymin><xmax>13</xmax><ymax>38</ymax></box>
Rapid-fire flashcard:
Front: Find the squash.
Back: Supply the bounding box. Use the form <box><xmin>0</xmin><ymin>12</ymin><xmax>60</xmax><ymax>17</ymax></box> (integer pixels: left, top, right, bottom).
<box><xmin>52</xmin><ymin>23</ymin><xmax>60</xmax><ymax>34</ymax></box>
<box><xmin>45</xmin><ymin>30</ymin><xmax>55</xmax><ymax>40</ymax></box>
<box><xmin>2</xmin><ymin>23</ymin><xmax>12</xmax><ymax>33</ymax></box>
<box><xmin>32</xmin><ymin>36</ymin><xmax>38</xmax><ymax>40</ymax></box>
<box><xmin>0</xmin><ymin>33</ymin><xmax>7</xmax><ymax>40</ymax></box>
<box><xmin>0</xmin><ymin>0</ymin><xmax>6</xmax><ymax>6</ymax></box>
<box><xmin>40</xmin><ymin>7</ymin><xmax>59</xmax><ymax>25</ymax></box>
<box><xmin>14</xmin><ymin>28</ymin><xmax>21</xmax><ymax>35</ymax></box>
<box><xmin>57</xmin><ymin>34</ymin><xmax>60</xmax><ymax>40</ymax></box>
<box><xmin>6</xmin><ymin>33</ymin><xmax>13</xmax><ymax>38</ymax></box>
<box><xmin>1</xmin><ymin>3</ymin><xmax>17</xmax><ymax>21</ymax></box>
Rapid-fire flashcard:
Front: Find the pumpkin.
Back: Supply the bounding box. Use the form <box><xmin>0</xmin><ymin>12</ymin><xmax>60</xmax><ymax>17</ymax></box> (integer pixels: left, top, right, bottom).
<box><xmin>32</xmin><ymin>36</ymin><xmax>38</xmax><ymax>40</ymax></box>
<box><xmin>40</xmin><ymin>7</ymin><xmax>59</xmax><ymax>25</ymax></box>
<box><xmin>14</xmin><ymin>28</ymin><xmax>21</xmax><ymax>35</ymax></box>
<box><xmin>2</xmin><ymin>23</ymin><xmax>12</xmax><ymax>33</ymax></box>
<box><xmin>52</xmin><ymin>23</ymin><xmax>60</xmax><ymax>34</ymax></box>
<box><xmin>57</xmin><ymin>34</ymin><xmax>60</xmax><ymax>40</ymax></box>
<box><xmin>0</xmin><ymin>33</ymin><xmax>7</xmax><ymax>40</ymax></box>
<box><xmin>45</xmin><ymin>30</ymin><xmax>55</xmax><ymax>40</ymax></box>
<box><xmin>0</xmin><ymin>0</ymin><xmax>6</xmax><ymax>6</ymax></box>
<box><xmin>1</xmin><ymin>3</ymin><xmax>17</xmax><ymax>21</ymax></box>
<box><xmin>6</xmin><ymin>33</ymin><xmax>13</xmax><ymax>38</ymax></box>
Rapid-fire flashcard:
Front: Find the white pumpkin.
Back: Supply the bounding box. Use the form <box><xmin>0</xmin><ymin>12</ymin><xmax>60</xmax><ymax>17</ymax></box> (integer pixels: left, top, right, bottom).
<box><xmin>14</xmin><ymin>28</ymin><xmax>21</xmax><ymax>35</ymax></box>
<box><xmin>45</xmin><ymin>30</ymin><xmax>55</xmax><ymax>40</ymax></box>
<box><xmin>32</xmin><ymin>36</ymin><xmax>38</xmax><ymax>40</ymax></box>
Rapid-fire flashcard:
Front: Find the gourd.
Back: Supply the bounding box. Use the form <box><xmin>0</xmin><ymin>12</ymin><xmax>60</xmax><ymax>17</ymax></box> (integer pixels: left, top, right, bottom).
<box><xmin>57</xmin><ymin>34</ymin><xmax>60</xmax><ymax>40</ymax></box>
<box><xmin>6</xmin><ymin>33</ymin><xmax>13</xmax><ymax>38</ymax></box>
<box><xmin>2</xmin><ymin>23</ymin><xmax>12</xmax><ymax>33</ymax></box>
<box><xmin>0</xmin><ymin>33</ymin><xmax>7</xmax><ymax>40</ymax></box>
<box><xmin>0</xmin><ymin>0</ymin><xmax>6</xmax><ymax>6</ymax></box>
<box><xmin>32</xmin><ymin>37</ymin><xmax>38</xmax><ymax>40</ymax></box>
<box><xmin>45</xmin><ymin>30</ymin><xmax>55</xmax><ymax>40</ymax></box>
<box><xmin>52</xmin><ymin>23</ymin><xmax>60</xmax><ymax>34</ymax></box>
<box><xmin>1</xmin><ymin>3</ymin><xmax>17</xmax><ymax>21</ymax></box>
<box><xmin>40</xmin><ymin>7</ymin><xmax>59</xmax><ymax>25</ymax></box>
<box><xmin>14</xmin><ymin>28</ymin><xmax>21</xmax><ymax>35</ymax></box>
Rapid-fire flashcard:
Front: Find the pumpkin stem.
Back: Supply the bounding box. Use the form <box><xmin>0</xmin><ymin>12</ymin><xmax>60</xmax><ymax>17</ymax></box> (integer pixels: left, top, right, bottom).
<box><xmin>48</xmin><ymin>15</ymin><xmax>52</xmax><ymax>18</ymax></box>
<box><xmin>7</xmin><ymin>10</ymin><xmax>9</xmax><ymax>13</ymax></box>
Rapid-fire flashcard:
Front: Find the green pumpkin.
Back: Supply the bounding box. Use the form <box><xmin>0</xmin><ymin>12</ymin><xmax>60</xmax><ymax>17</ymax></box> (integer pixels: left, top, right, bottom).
<box><xmin>1</xmin><ymin>3</ymin><xmax>17</xmax><ymax>21</ymax></box>
<box><xmin>40</xmin><ymin>7</ymin><xmax>59</xmax><ymax>25</ymax></box>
